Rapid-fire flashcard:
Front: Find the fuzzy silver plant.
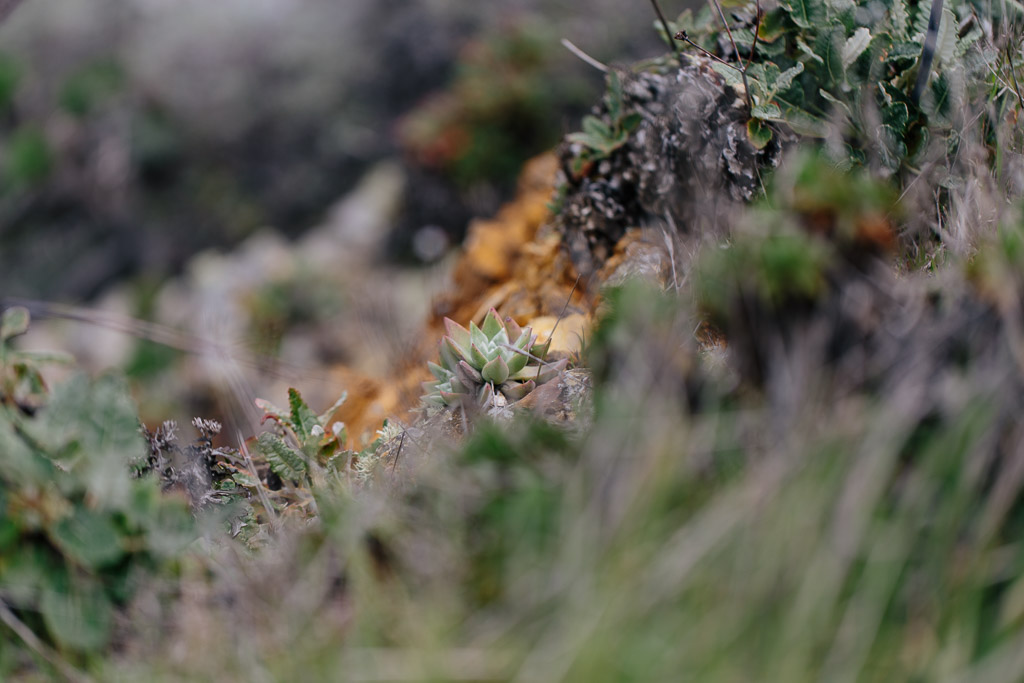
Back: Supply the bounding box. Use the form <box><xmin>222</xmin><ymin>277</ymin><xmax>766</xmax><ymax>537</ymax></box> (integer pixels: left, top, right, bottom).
<box><xmin>422</xmin><ymin>308</ymin><xmax>567</xmax><ymax>407</ymax></box>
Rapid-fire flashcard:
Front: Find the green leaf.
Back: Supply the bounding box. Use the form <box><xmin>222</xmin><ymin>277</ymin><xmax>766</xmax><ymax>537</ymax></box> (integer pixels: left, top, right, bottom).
<box><xmin>567</xmin><ymin>132</ymin><xmax>616</xmax><ymax>156</ymax></box>
<box><xmin>605</xmin><ymin>70</ymin><xmax>624</xmax><ymax>122</ymax></box>
<box><xmin>258</xmin><ymin>432</ymin><xmax>307</xmax><ymax>481</ymax></box>
<box><xmin>0</xmin><ymin>306</ymin><xmax>29</xmax><ymax>341</ymax></box>
<box><xmin>506</xmin><ymin>347</ymin><xmax>530</xmax><ymax>376</ymax></box>
<box><xmin>890</xmin><ymin>0</ymin><xmax>909</xmax><ymax>39</ymax></box>
<box><xmin>620</xmin><ymin>112</ymin><xmax>642</xmax><ymax>133</ymax></box>
<box><xmin>288</xmin><ymin>387</ymin><xmax>318</xmax><ymax>444</ymax></box>
<box><xmin>481</xmin><ymin>309</ymin><xmax>504</xmax><ymax>339</ymax></box>
<box><xmin>709</xmin><ymin>61</ymin><xmax>745</xmax><ymax>88</ymax></box>
<box><xmin>752</xmin><ymin>103</ymin><xmax>783</xmax><ymax>120</ymax></box>
<box><xmin>481</xmin><ymin>354</ymin><xmax>510</xmax><ymax>385</ymax></box>
<box><xmin>40</xmin><ymin>580</ymin><xmax>113</xmax><ymax>651</ymax></box>
<box><xmin>782</xmin><ymin>0</ymin><xmax>824</xmax><ymax>30</ymax></box>
<box><xmin>797</xmin><ymin>37</ymin><xmax>825</xmax><ymax>64</ymax></box>
<box><xmin>882</xmin><ymin>101</ymin><xmax>910</xmax><ymax>134</ymax></box>
<box><xmin>582</xmin><ymin>115</ymin><xmax>613</xmax><ymax>140</ymax></box>
<box><xmin>773</xmin><ymin>63</ymin><xmax>805</xmax><ymax>94</ymax></box>
<box><xmin>815</xmin><ymin>29</ymin><xmax>846</xmax><ymax>85</ymax></box>
<box><xmin>747</xmin><ymin>118</ymin><xmax>775</xmax><ymax>150</ymax></box>
<box><xmin>49</xmin><ymin>507</ymin><xmax>124</xmax><ymax>569</ymax></box>
<box><xmin>934</xmin><ymin>7</ymin><xmax>957</xmax><ymax>67</ymax></box>
<box><xmin>470</xmin><ymin>342</ymin><xmax>490</xmax><ymax>368</ymax></box>
<box><xmin>781</xmin><ymin>107</ymin><xmax>830</xmax><ymax>137</ymax></box>
<box><xmin>819</xmin><ymin>89</ymin><xmax>854</xmax><ymax>119</ymax></box>
<box><xmin>842</xmin><ymin>28</ymin><xmax>872</xmax><ymax>69</ymax></box>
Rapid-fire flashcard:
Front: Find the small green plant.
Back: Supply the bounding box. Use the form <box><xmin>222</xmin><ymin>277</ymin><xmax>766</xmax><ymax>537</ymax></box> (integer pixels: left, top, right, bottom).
<box><xmin>663</xmin><ymin>0</ymin><xmax>1001</xmax><ymax>168</ymax></box>
<box><xmin>0</xmin><ymin>308</ymin><xmax>195</xmax><ymax>670</ymax></box>
<box><xmin>0</xmin><ymin>306</ymin><xmax>71</xmax><ymax>413</ymax></box>
<box><xmin>422</xmin><ymin>308</ymin><xmax>567</xmax><ymax>408</ymax></box>
<box><xmin>566</xmin><ymin>71</ymin><xmax>642</xmax><ymax>165</ymax></box>
<box><xmin>252</xmin><ymin>388</ymin><xmax>349</xmax><ymax>487</ymax></box>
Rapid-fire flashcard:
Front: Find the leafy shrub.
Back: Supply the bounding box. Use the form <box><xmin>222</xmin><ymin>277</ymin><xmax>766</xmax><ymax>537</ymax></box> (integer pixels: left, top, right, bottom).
<box><xmin>0</xmin><ymin>308</ymin><xmax>195</xmax><ymax>671</ymax></box>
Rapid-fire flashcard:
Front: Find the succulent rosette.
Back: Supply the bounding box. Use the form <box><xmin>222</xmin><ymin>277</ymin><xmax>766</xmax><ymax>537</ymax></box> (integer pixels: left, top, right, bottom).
<box><xmin>422</xmin><ymin>308</ymin><xmax>568</xmax><ymax>407</ymax></box>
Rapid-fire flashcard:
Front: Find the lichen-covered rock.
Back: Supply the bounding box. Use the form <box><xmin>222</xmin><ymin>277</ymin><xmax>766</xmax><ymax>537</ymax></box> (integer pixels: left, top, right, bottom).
<box><xmin>556</xmin><ymin>55</ymin><xmax>791</xmax><ymax>274</ymax></box>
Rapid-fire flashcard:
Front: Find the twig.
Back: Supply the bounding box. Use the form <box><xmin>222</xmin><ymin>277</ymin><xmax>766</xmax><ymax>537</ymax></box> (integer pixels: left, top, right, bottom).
<box><xmin>1007</xmin><ymin>44</ymin><xmax>1024</xmax><ymax>111</ymax></box>
<box><xmin>547</xmin><ymin>273</ymin><xmax>582</xmax><ymax>347</ymax></box>
<box><xmin>238</xmin><ymin>430</ymin><xmax>278</xmax><ymax>525</ymax></box>
<box><xmin>560</xmin><ymin>38</ymin><xmax>609</xmax><ymax>73</ymax></box>
<box><xmin>391</xmin><ymin>431</ymin><xmax>405</xmax><ymax>474</ymax></box>
<box><xmin>709</xmin><ymin>0</ymin><xmax>753</xmax><ymax>109</ymax></box>
<box><xmin>746</xmin><ymin>0</ymin><xmax>762</xmax><ymax>73</ymax></box>
<box><xmin>0</xmin><ymin>598</ymin><xmax>91</xmax><ymax>683</ymax></box>
<box><xmin>649</xmin><ymin>0</ymin><xmax>685</xmax><ymax>66</ymax></box>
<box><xmin>675</xmin><ymin>31</ymin><xmax>741</xmax><ymax>72</ymax></box>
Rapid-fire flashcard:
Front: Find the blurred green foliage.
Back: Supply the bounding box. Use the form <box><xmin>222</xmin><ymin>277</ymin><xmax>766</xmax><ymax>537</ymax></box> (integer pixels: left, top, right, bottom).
<box><xmin>0</xmin><ymin>308</ymin><xmax>195</xmax><ymax>672</ymax></box>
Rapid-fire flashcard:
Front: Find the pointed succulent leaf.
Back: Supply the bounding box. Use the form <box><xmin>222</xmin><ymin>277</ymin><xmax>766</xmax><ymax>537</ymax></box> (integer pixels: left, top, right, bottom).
<box><xmin>504</xmin><ymin>316</ymin><xmax>523</xmax><ymax>341</ymax></box>
<box><xmin>501</xmin><ymin>379</ymin><xmax>537</xmax><ymax>401</ymax></box>
<box><xmin>469</xmin><ymin>321</ymin><xmax>489</xmax><ymax>350</ymax></box>
<box><xmin>492</xmin><ymin>326</ymin><xmax>509</xmax><ymax>347</ymax></box>
<box><xmin>440</xmin><ymin>390</ymin><xmax>465</xmax><ymax>405</ymax></box>
<box><xmin>510</xmin><ymin>358</ymin><xmax>568</xmax><ymax>383</ymax></box>
<box><xmin>470</xmin><ymin>342</ymin><xmax>490</xmax><ymax>368</ymax></box>
<box><xmin>428</xmin><ymin>361</ymin><xmax>451</xmax><ymax>381</ymax></box>
<box><xmin>530</xmin><ymin>337</ymin><xmax>552</xmax><ymax>359</ymax></box>
<box><xmin>481</xmin><ymin>354</ymin><xmax>510</xmax><ymax>385</ymax></box>
<box><xmin>441</xmin><ymin>336</ymin><xmax>468</xmax><ymax>369</ymax></box>
<box><xmin>481</xmin><ymin>308</ymin><xmax>504</xmax><ymax>338</ymax></box>
<box><xmin>505</xmin><ymin>346</ymin><xmax>530</xmax><ymax>375</ymax></box>
<box><xmin>455</xmin><ymin>360</ymin><xmax>484</xmax><ymax>387</ymax></box>
<box><xmin>443</xmin><ymin>317</ymin><xmax>472</xmax><ymax>350</ymax></box>
<box><xmin>422</xmin><ymin>394</ymin><xmax>446</xmax><ymax>407</ymax></box>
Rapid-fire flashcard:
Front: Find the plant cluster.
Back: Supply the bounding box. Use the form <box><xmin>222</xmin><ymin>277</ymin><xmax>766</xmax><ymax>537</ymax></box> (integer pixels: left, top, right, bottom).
<box><xmin>0</xmin><ymin>308</ymin><xmax>195</xmax><ymax>671</ymax></box>
<box><xmin>664</xmin><ymin>0</ymin><xmax>1016</xmax><ymax>170</ymax></box>
<box><xmin>565</xmin><ymin>71</ymin><xmax>643</xmax><ymax>173</ymax></box>
<box><xmin>422</xmin><ymin>308</ymin><xmax>567</xmax><ymax>408</ymax></box>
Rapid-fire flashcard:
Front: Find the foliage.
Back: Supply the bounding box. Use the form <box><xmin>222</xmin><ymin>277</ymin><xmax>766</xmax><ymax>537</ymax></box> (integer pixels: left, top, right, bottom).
<box><xmin>422</xmin><ymin>308</ymin><xmax>567</xmax><ymax>408</ymax></box>
<box><xmin>0</xmin><ymin>308</ymin><xmax>195</xmax><ymax>671</ymax></box>
<box><xmin>252</xmin><ymin>389</ymin><xmax>349</xmax><ymax>486</ymax></box>
<box><xmin>666</xmin><ymin>0</ymin><xmax>1013</xmax><ymax>171</ymax></box>
<box><xmin>565</xmin><ymin>71</ymin><xmax>643</xmax><ymax>170</ymax></box>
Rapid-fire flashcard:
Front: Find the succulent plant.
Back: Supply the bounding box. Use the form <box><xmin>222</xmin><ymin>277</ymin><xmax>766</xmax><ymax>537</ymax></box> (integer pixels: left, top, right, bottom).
<box><xmin>423</xmin><ymin>308</ymin><xmax>567</xmax><ymax>408</ymax></box>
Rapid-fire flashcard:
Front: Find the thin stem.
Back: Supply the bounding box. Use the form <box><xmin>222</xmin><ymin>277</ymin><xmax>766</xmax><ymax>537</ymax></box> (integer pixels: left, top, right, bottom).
<box><xmin>649</xmin><ymin>0</ymin><xmax>684</xmax><ymax>66</ymax></box>
<box><xmin>1007</xmin><ymin>44</ymin><xmax>1024</xmax><ymax>112</ymax></box>
<box><xmin>746</xmin><ymin>0</ymin><xmax>762</xmax><ymax>72</ymax></box>
<box><xmin>547</xmin><ymin>273</ymin><xmax>582</xmax><ymax>347</ymax></box>
<box><xmin>560</xmin><ymin>38</ymin><xmax>609</xmax><ymax>73</ymax></box>
<box><xmin>678</xmin><ymin>0</ymin><xmax>754</xmax><ymax>110</ymax></box>
<box><xmin>0</xmin><ymin>599</ymin><xmax>91</xmax><ymax>683</ymax></box>
<box><xmin>709</xmin><ymin>0</ymin><xmax>741</xmax><ymax>62</ymax></box>
<box><xmin>675</xmin><ymin>31</ymin><xmax>743</xmax><ymax>73</ymax></box>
